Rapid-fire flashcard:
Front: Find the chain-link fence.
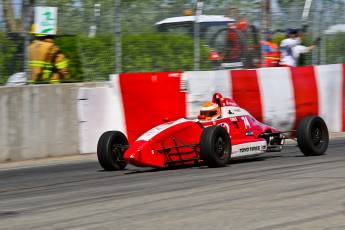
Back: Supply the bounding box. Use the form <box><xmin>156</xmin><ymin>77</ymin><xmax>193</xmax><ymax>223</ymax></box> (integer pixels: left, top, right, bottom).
<box><xmin>1</xmin><ymin>1</ymin><xmax>345</xmax><ymax>84</ymax></box>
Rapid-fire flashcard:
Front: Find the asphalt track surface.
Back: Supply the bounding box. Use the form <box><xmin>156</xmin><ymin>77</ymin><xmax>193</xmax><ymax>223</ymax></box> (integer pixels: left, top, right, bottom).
<box><xmin>1</xmin><ymin>134</ymin><xmax>345</xmax><ymax>230</ymax></box>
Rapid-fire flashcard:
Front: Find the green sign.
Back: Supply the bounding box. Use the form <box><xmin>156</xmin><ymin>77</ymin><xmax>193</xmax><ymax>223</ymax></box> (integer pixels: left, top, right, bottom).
<box><xmin>34</xmin><ymin>7</ymin><xmax>58</xmax><ymax>35</ymax></box>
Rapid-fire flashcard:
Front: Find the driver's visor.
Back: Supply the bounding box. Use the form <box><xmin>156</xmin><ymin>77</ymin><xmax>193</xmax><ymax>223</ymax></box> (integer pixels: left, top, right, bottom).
<box><xmin>200</xmin><ymin>110</ymin><xmax>218</xmax><ymax>117</ymax></box>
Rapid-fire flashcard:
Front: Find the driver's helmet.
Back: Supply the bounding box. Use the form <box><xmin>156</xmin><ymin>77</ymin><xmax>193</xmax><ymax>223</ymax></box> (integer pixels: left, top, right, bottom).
<box><xmin>199</xmin><ymin>102</ymin><xmax>221</xmax><ymax>120</ymax></box>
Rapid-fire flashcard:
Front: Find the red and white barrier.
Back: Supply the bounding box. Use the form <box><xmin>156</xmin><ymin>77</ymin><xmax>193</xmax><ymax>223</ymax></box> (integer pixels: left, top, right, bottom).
<box><xmin>78</xmin><ymin>72</ymin><xmax>186</xmax><ymax>153</ymax></box>
<box><xmin>117</xmin><ymin>72</ymin><xmax>186</xmax><ymax>143</ymax></box>
<box><xmin>184</xmin><ymin>70</ymin><xmax>231</xmax><ymax>117</ymax></box>
<box><xmin>186</xmin><ymin>64</ymin><xmax>345</xmax><ymax>132</ymax></box>
<box><xmin>185</xmin><ymin>64</ymin><xmax>345</xmax><ymax>132</ymax></box>
<box><xmin>314</xmin><ymin>64</ymin><xmax>344</xmax><ymax>131</ymax></box>
<box><xmin>78</xmin><ymin>64</ymin><xmax>345</xmax><ymax>154</ymax></box>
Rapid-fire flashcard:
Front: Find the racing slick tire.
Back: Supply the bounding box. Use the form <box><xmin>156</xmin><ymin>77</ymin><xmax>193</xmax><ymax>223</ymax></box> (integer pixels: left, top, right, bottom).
<box><xmin>97</xmin><ymin>131</ymin><xmax>128</xmax><ymax>171</ymax></box>
<box><xmin>200</xmin><ymin>126</ymin><xmax>231</xmax><ymax>167</ymax></box>
<box><xmin>297</xmin><ymin>116</ymin><xmax>329</xmax><ymax>156</ymax></box>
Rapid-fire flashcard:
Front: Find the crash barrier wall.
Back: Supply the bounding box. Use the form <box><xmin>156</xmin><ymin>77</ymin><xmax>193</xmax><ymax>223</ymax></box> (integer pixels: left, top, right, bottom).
<box><xmin>0</xmin><ymin>64</ymin><xmax>344</xmax><ymax>161</ymax></box>
<box><xmin>0</xmin><ymin>82</ymin><xmax>109</xmax><ymax>162</ymax></box>
<box><xmin>78</xmin><ymin>73</ymin><xmax>187</xmax><ymax>153</ymax></box>
<box><xmin>79</xmin><ymin>64</ymin><xmax>345</xmax><ymax>154</ymax></box>
<box><xmin>185</xmin><ymin>64</ymin><xmax>345</xmax><ymax>132</ymax></box>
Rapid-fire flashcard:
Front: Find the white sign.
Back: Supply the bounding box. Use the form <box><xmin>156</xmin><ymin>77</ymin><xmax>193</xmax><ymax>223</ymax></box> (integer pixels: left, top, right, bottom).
<box><xmin>34</xmin><ymin>7</ymin><xmax>58</xmax><ymax>35</ymax></box>
<box><xmin>196</xmin><ymin>2</ymin><xmax>203</xmax><ymax>16</ymax></box>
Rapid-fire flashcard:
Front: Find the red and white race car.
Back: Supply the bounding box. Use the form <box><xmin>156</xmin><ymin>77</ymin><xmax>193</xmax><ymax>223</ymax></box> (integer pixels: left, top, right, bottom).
<box><xmin>97</xmin><ymin>93</ymin><xmax>329</xmax><ymax>171</ymax></box>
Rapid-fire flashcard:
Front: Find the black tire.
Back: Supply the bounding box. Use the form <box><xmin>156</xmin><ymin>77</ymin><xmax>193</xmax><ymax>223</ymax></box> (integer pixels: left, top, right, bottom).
<box><xmin>297</xmin><ymin>116</ymin><xmax>329</xmax><ymax>156</ymax></box>
<box><xmin>97</xmin><ymin>131</ymin><xmax>128</xmax><ymax>171</ymax></box>
<box><xmin>200</xmin><ymin>126</ymin><xmax>231</xmax><ymax>167</ymax></box>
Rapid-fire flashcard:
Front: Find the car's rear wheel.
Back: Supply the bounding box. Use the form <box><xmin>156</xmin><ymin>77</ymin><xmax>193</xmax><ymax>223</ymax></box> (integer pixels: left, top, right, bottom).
<box><xmin>200</xmin><ymin>126</ymin><xmax>231</xmax><ymax>167</ymax></box>
<box><xmin>97</xmin><ymin>131</ymin><xmax>128</xmax><ymax>171</ymax></box>
<box><xmin>297</xmin><ymin>116</ymin><xmax>329</xmax><ymax>156</ymax></box>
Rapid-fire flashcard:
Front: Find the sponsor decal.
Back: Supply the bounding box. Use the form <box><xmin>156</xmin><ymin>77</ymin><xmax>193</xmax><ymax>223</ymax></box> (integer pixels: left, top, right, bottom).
<box><xmin>241</xmin><ymin>116</ymin><xmax>251</xmax><ymax>129</ymax></box>
<box><xmin>239</xmin><ymin>146</ymin><xmax>261</xmax><ymax>153</ymax></box>
<box><xmin>231</xmin><ymin>141</ymin><xmax>267</xmax><ymax>158</ymax></box>
<box><xmin>168</xmin><ymin>73</ymin><xmax>180</xmax><ymax>77</ymax></box>
<box><xmin>230</xmin><ymin>117</ymin><xmax>237</xmax><ymax>122</ymax></box>
<box><xmin>225</xmin><ymin>101</ymin><xmax>238</xmax><ymax>106</ymax></box>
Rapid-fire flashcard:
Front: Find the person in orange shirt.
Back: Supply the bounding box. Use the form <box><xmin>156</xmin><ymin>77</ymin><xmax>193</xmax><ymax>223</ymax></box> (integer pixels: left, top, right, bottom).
<box><xmin>261</xmin><ymin>31</ymin><xmax>280</xmax><ymax>67</ymax></box>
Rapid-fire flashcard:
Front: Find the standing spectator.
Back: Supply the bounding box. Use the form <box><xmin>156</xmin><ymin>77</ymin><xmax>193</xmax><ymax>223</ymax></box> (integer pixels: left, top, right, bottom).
<box><xmin>261</xmin><ymin>30</ymin><xmax>280</xmax><ymax>67</ymax></box>
<box><xmin>279</xmin><ymin>29</ymin><xmax>317</xmax><ymax>67</ymax></box>
<box><xmin>28</xmin><ymin>24</ymin><xmax>69</xmax><ymax>84</ymax></box>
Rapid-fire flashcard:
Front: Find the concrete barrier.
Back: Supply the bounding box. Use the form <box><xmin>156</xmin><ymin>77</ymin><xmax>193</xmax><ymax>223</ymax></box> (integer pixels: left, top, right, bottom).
<box><xmin>0</xmin><ymin>82</ymin><xmax>109</xmax><ymax>162</ymax></box>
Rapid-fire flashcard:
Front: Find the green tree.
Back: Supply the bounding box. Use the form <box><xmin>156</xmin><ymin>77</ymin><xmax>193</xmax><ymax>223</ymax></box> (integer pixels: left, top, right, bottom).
<box><xmin>326</xmin><ymin>32</ymin><xmax>345</xmax><ymax>64</ymax></box>
<box><xmin>0</xmin><ymin>32</ymin><xmax>17</xmax><ymax>84</ymax></box>
<box><xmin>53</xmin><ymin>32</ymin><xmax>211</xmax><ymax>81</ymax></box>
<box><xmin>122</xmin><ymin>33</ymin><xmax>210</xmax><ymax>72</ymax></box>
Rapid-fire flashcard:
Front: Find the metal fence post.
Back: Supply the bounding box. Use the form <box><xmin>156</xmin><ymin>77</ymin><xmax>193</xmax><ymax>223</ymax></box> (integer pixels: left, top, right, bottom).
<box><xmin>194</xmin><ymin>1</ymin><xmax>203</xmax><ymax>71</ymax></box>
<box><xmin>115</xmin><ymin>0</ymin><xmax>122</xmax><ymax>74</ymax></box>
<box><xmin>23</xmin><ymin>2</ymin><xmax>30</xmax><ymax>79</ymax></box>
<box><xmin>261</xmin><ymin>0</ymin><xmax>267</xmax><ymax>68</ymax></box>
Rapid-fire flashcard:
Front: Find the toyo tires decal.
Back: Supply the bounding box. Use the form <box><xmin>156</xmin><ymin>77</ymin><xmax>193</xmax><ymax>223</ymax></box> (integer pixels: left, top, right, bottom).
<box><xmin>231</xmin><ymin>140</ymin><xmax>267</xmax><ymax>158</ymax></box>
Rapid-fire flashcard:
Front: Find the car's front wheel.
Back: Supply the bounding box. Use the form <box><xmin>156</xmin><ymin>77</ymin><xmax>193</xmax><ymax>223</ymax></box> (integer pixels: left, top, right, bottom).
<box><xmin>200</xmin><ymin>126</ymin><xmax>231</xmax><ymax>167</ymax></box>
<box><xmin>297</xmin><ymin>116</ymin><xmax>329</xmax><ymax>156</ymax></box>
<box><xmin>97</xmin><ymin>131</ymin><xmax>128</xmax><ymax>171</ymax></box>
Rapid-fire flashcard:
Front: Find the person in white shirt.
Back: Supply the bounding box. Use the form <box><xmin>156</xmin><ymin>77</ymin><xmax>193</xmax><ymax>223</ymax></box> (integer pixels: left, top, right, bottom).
<box><xmin>279</xmin><ymin>29</ymin><xmax>317</xmax><ymax>67</ymax></box>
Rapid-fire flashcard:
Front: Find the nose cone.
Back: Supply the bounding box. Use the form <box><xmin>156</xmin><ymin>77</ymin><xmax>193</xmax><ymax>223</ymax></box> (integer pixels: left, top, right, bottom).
<box><xmin>123</xmin><ymin>140</ymin><xmax>166</xmax><ymax>168</ymax></box>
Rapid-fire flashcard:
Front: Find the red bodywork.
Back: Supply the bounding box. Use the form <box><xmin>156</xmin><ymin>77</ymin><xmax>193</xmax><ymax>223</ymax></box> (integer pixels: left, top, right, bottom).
<box><xmin>123</xmin><ymin>93</ymin><xmax>280</xmax><ymax>168</ymax></box>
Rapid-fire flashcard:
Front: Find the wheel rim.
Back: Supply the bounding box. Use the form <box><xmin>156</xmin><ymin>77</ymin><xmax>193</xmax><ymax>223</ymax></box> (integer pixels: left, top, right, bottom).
<box><xmin>214</xmin><ymin>136</ymin><xmax>226</xmax><ymax>160</ymax></box>
<box><xmin>311</xmin><ymin>123</ymin><xmax>324</xmax><ymax>148</ymax></box>
<box><xmin>111</xmin><ymin>143</ymin><xmax>127</xmax><ymax>168</ymax></box>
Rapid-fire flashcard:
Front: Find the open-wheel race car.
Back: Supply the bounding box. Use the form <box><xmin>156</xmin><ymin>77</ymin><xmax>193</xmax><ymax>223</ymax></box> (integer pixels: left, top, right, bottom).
<box><xmin>97</xmin><ymin>93</ymin><xmax>329</xmax><ymax>171</ymax></box>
